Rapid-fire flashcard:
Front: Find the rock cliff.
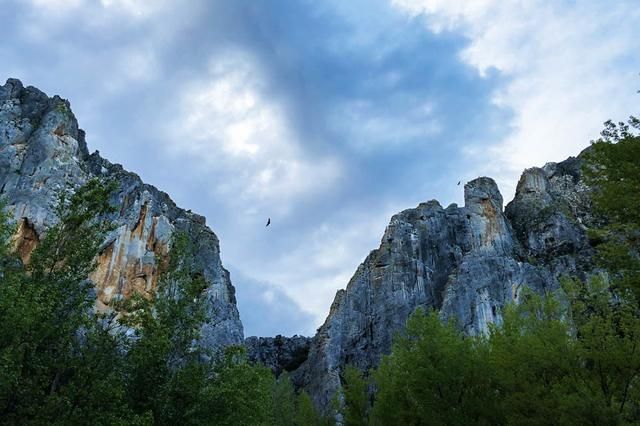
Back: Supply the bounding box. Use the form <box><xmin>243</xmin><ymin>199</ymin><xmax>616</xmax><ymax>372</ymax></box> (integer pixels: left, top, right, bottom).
<box><xmin>245</xmin><ymin>335</ymin><xmax>312</xmax><ymax>376</ymax></box>
<box><xmin>291</xmin><ymin>154</ymin><xmax>595</xmax><ymax>410</ymax></box>
<box><xmin>0</xmin><ymin>78</ymin><xmax>243</xmax><ymax>348</ymax></box>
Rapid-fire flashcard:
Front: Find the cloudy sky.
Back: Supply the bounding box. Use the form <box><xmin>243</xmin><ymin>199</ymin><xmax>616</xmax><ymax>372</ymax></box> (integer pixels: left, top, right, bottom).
<box><xmin>2</xmin><ymin>0</ymin><xmax>638</xmax><ymax>336</ymax></box>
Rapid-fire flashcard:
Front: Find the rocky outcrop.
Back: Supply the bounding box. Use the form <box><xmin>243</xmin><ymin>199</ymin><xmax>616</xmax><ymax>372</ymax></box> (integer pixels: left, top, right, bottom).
<box><xmin>245</xmin><ymin>335</ymin><xmax>312</xmax><ymax>376</ymax></box>
<box><xmin>0</xmin><ymin>78</ymin><xmax>243</xmax><ymax>348</ymax></box>
<box><xmin>294</xmin><ymin>155</ymin><xmax>594</xmax><ymax>411</ymax></box>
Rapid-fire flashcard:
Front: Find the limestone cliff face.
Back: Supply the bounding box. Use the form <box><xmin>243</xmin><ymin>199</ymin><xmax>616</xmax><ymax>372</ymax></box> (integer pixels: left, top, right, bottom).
<box><xmin>293</xmin><ymin>155</ymin><xmax>594</xmax><ymax>410</ymax></box>
<box><xmin>0</xmin><ymin>78</ymin><xmax>243</xmax><ymax>348</ymax></box>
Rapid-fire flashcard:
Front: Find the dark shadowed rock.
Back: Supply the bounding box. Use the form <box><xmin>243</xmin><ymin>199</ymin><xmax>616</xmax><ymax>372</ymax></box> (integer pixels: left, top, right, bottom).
<box><xmin>245</xmin><ymin>335</ymin><xmax>312</xmax><ymax>376</ymax></box>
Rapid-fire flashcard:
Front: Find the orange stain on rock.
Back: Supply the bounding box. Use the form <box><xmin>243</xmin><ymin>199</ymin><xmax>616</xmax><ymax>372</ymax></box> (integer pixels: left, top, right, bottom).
<box><xmin>12</xmin><ymin>218</ymin><xmax>39</xmax><ymax>264</ymax></box>
<box><xmin>91</xmin><ymin>203</ymin><xmax>170</xmax><ymax>313</ymax></box>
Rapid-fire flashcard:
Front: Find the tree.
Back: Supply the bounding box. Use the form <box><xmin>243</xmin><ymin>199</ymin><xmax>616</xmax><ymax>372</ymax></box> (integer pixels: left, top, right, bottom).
<box><xmin>122</xmin><ymin>232</ymin><xmax>211</xmax><ymax>423</ymax></box>
<box><xmin>0</xmin><ymin>180</ymin><xmax>285</xmax><ymax>425</ymax></box>
<box><xmin>295</xmin><ymin>391</ymin><xmax>324</xmax><ymax>426</ymax></box>
<box><xmin>487</xmin><ymin>291</ymin><xmax>582</xmax><ymax>424</ymax></box>
<box><xmin>365</xmin><ymin>288</ymin><xmax>639</xmax><ymax>425</ymax></box>
<box><xmin>582</xmin><ymin>116</ymin><xmax>640</xmax><ymax>299</ymax></box>
<box><xmin>563</xmin><ymin>276</ymin><xmax>640</xmax><ymax>423</ymax></box>
<box><xmin>191</xmin><ymin>346</ymin><xmax>275</xmax><ymax>426</ymax></box>
<box><xmin>119</xmin><ymin>229</ymin><xmax>279</xmax><ymax>425</ymax></box>
<box><xmin>273</xmin><ymin>372</ymin><xmax>297</xmax><ymax>426</ymax></box>
<box><xmin>0</xmin><ymin>179</ymin><xmax>138</xmax><ymax>423</ymax></box>
<box><xmin>371</xmin><ymin>309</ymin><xmax>499</xmax><ymax>425</ymax></box>
<box><xmin>575</xmin><ymin>114</ymin><xmax>640</xmax><ymax>422</ymax></box>
<box><xmin>342</xmin><ymin>366</ymin><xmax>369</xmax><ymax>426</ymax></box>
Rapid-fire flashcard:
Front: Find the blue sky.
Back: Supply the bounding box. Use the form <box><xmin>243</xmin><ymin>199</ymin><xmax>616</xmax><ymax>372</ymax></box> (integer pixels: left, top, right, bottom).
<box><xmin>2</xmin><ymin>0</ymin><xmax>639</xmax><ymax>336</ymax></box>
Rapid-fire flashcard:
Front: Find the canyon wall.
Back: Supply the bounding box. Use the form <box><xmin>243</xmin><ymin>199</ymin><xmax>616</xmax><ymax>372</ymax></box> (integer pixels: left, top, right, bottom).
<box><xmin>0</xmin><ymin>78</ymin><xmax>243</xmax><ymax>348</ymax></box>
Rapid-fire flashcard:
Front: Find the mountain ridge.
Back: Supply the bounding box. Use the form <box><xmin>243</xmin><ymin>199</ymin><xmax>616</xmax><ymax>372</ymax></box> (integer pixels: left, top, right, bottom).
<box><xmin>0</xmin><ymin>78</ymin><xmax>244</xmax><ymax>349</ymax></box>
<box><xmin>248</xmin><ymin>151</ymin><xmax>596</xmax><ymax>412</ymax></box>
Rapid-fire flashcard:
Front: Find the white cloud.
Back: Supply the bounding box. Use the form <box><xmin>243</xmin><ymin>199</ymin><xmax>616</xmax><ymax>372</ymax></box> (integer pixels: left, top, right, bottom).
<box><xmin>11</xmin><ymin>0</ymin><xmax>206</xmax><ymax>113</ymax></box>
<box><xmin>29</xmin><ymin>0</ymin><xmax>169</xmax><ymax>18</ymax></box>
<box><xmin>22</xmin><ymin>0</ymin><xmax>190</xmax><ymax>47</ymax></box>
<box><xmin>99</xmin><ymin>0</ymin><xmax>167</xmax><ymax>17</ymax></box>
<box><xmin>392</xmin><ymin>0</ymin><xmax>640</xmax><ymax>199</ymax></box>
<box><xmin>249</xmin><ymin>206</ymin><xmax>398</xmax><ymax>328</ymax></box>
<box><xmin>331</xmin><ymin>98</ymin><xmax>441</xmax><ymax>151</ymax></box>
<box><xmin>170</xmin><ymin>51</ymin><xmax>342</xmax><ymax>216</ymax></box>
<box><xmin>30</xmin><ymin>0</ymin><xmax>81</xmax><ymax>9</ymax></box>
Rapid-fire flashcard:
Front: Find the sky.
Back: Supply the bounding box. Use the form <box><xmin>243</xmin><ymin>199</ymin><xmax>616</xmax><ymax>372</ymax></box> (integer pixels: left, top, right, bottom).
<box><xmin>1</xmin><ymin>0</ymin><xmax>638</xmax><ymax>337</ymax></box>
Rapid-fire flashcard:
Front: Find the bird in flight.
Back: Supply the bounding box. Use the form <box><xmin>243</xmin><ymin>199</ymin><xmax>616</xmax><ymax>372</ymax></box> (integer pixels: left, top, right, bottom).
<box><xmin>457</xmin><ymin>181</ymin><xmax>461</xmax><ymax>186</ymax></box>
<box><xmin>266</xmin><ymin>218</ymin><xmax>271</xmax><ymax>227</ymax></box>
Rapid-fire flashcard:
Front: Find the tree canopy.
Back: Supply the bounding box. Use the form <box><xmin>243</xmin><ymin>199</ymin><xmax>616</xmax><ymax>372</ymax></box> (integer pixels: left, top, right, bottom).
<box><xmin>0</xmin><ymin>180</ymin><xmax>323</xmax><ymax>425</ymax></box>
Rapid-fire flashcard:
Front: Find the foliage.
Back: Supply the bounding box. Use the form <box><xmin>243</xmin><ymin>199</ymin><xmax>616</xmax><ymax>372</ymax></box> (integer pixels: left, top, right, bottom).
<box><xmin>563</xmin><ymin>276</ymin><xmax>640</xmax><ymax>422</ymax></box>
<box><xmin>273</xmin><ymin>373</ymin><xmax>297</xmax><ymax>426</ymax></box>
<box><xmin>0</xmin><ymin>179</ymin><xmax>139</xmax><ymax>424</ymax></box>
<box><xmin>0</xmin><ymin>180</ymin><xmax>304</xmax><ymax>425</ymax></box>
<box><xmin>296</xmin><ymin>391</ymin><xmax>324</xmax><ymax>426</ymax></box>
<box><xmin>583</xmin><ymin>116</ymin><xmax>640</xmax><ymax>298</ymax></box>
<box><xmin>353</xmin><ymin>285</ymin><xmax>640</xmax><ymax>425</ymax></box>
<box><xmin>370</xmin><ymin>309</ymin><xmax>499</xmax><ymax>425</ymax></box>
<box><xmin>121</xmin><ymin>232</ymin><xmax>209</xmax><ymax>421</ymax></box>
<box><xmin>121</xmin><ymin>229</ymin><xmax>280</xmax><ymax>425</ymax></box>
<box><xmin>187</xmin><ymin>346</ymin><xmax>276</xmax><ymax>426</ymax></box>
<box><xmin>487</xmin><ymin>291</ymin><xmax>581</xmax><ymax>424</ymax></box>
<box><xmin>342</xmin><ymin>366</ymin><xmax>369</xmax><ymax>426</ymax></box>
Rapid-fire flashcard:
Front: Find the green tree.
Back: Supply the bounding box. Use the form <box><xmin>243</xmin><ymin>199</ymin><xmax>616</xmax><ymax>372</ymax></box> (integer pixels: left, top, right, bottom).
<box><xmin>273</xmin><ymin>372</ymin><xmax>297</xmax><ymax>426</ymax></box>
<box><xmin>122</xmin><ymin>232</ymin><xmax>210</xmax><ymax>423</ymax></box>
<box><xmin>564</xmin><ymin>276</ymin><xmax>640</xmax><ymax>423</ymax></box>
<box><xmin>488</xmin><ymin>291</ymin><xmax>582</xmax><ymax>425</ymax></box>
<box><xmin>0</xmin><ymin>180</ymin><xmax>285</xmax><ymax>425</ymax></box>
<box><xmin>582</xmin><ymin>116</ymin><xmax>640</xmax><ymax>298</ymax></box>
<box><xmin>371</xmin><ymin>309</ymin><xmax>499</xmax><ymax>425</ymax></box>
<box><xmin>119</xmin><ymin>230</ymin><xmax>280</xmax><ymax>426</ymax></box>
<box><xmin>295</xmin><ymin>391</ymin><xmax>323</xmax><ymax>426</ymax></box>
<box><xmin>342</xmin><ymin>366</ymin><xmax>369</xmax><ymax>426</ymax></box>
<box><xmin>576</xmin><ymin>114</ymin><xmax>640</xmax><ymax>422</ymax></box>
<box><xmin>0</xmin><ymin>179</ymin><xmax>137</xmax><ymax>424</ymax></box>
<box><xmin>192</xmin><ymin>346</ymin><xmax>275</xmax><ymax>425</ymax></box>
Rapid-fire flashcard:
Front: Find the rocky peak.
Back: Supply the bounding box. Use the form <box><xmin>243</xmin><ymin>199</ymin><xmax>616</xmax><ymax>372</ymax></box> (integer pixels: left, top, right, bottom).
<box><xmin>516</xmin><ymin>167</ymin><xmax>550</xmax><ymax>195</ymax></box>
<box><xmin>464</xmin><ymin>176</ymin><xmax>503</xmax><ymax>214</ymax></box>
<box><xmin>505</xmin><ymin>155</ymin><xmax>593</xmax><ymax>264</ymax></box>
<box><xmin>291</xmin><ymin>153</ymin><xmax>595</xmax><ymax>412</ymax></box>
<box><xmin>0</xmin><ymin>78</ymin><xmax>24</xmax><ymax>98</ymax></box>
<box><xmin>0</xmin><ymin>78</ymin><xmax>243</xmax><ymax>349</ymax></box>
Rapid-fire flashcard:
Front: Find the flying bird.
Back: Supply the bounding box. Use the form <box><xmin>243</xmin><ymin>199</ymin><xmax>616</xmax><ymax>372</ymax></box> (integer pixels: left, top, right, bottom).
<box><xmin>457</xmin><ymin>181</ymin><xmax>461</xmax><ymax>186</ymax></box>
<box><xmin>266</xmin><ymin>218</ymin><xmax>271</xmax><ymax>227</ymax></box>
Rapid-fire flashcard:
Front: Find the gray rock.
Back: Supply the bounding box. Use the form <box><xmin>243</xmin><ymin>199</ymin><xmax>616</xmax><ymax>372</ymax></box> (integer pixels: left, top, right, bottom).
<box><xmin>294</xmin><ymin>161</ymin><xmax>594</xmax><ymax>412</ymax></box>
<box><xmin>245</xmin><ymin>335</ymin><xmax>312</xmax><ymax>377</ymax></box>
<box><xmin>0</xmin><ymin>78</ymin><xmax>243</xmax><ymax>349</ymax></box>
